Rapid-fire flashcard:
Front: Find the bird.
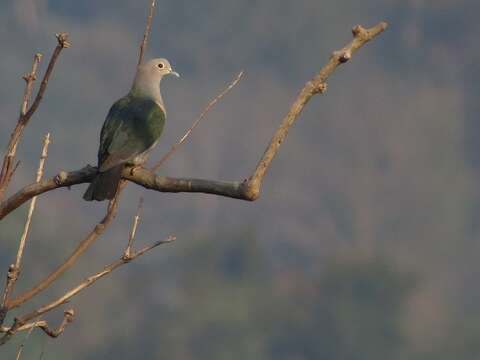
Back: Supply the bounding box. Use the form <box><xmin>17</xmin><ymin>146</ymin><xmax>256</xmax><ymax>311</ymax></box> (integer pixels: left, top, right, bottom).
<box><xmin>83</xmin><ymin>58</ymin><xmax>179</xmax><ymax>201</ymax></box>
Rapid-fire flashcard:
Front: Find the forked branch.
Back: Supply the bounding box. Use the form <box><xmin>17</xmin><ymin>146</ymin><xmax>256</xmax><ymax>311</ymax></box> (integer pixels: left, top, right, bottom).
<box><xmin>1</xmin><ymin>134</ymin><xmax>51</xmax><ymax>318</ymax></box>
<box><xmin>0</xmin><ymin>21</ymin><xmax>388</xmax><ymax>219</ymax></box>
<box><xmin>0</xmin><ymin>309</ymin><xmax>74</xmax><ymax>346</ymax></box>
<box><xmin>0</xmin><ymin>34</ymin><xmax>69</xmax><ymax>201</ymax></box>
<box><xmin>7</xmin><ymin>190</ymin><xmax>123</xmax><ymax>310</ymax></box>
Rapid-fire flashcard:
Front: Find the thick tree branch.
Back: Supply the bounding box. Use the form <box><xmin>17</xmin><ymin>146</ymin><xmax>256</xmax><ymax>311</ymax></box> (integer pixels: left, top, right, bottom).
<box><xmin>0</xmin><ymin>166</ymin><xmax>95</xmax><ymax>221</ymax></box>
<box><xmin>0</xmin><ymin>166</ymin><xmax>255</xmax><ymax>221</ymax></box>
<box><xmin>0</xmin><ymin>34</ymin><xmax>69</xmax><ymax>201</ymax></box>
<box><xmin>245</xmin><ymin>22</ymin><xmax>388</xmax><ymax>199</ymax></box>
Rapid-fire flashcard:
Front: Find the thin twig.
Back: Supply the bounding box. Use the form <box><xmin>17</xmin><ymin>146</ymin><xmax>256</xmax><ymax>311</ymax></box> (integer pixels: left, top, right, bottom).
<box><xmin>39</xmin><ymin>338</ymin><xmax>46</xmax><ymax>360</ymax></box>
<box><xmin>15</xmin><ymin>320</ymin><xmax>37</xmax><ymax>360</ymax></box>
<box><xmin>0</xmin><ymin>310</ymin><xmax>74</xmax><ymax>346</ymax></box>
<box><xmin>138</xmin><ymin>0</ymin><xmax>157</xmax><ymax>68</ymax></box>
<box><xmin>20</xmin><ymin>54</ymin><xmax>43</xmax><ymax>116</ymax></box>
<box><xmin>12</xmin><ymin>237</ymin><xmax>174</xmax><ymax>330</ymax></box>
<box><xmin>0</xmin><ymin>34</ymin><xmax>69</xmax><ymax>201</ymax></box>
<box><xmin>7</xmin><ymin>187</ymin><xmax>124</xmax><ymax>310</ymax></box>
<box><xmin>152</xmin><ymin>71</ymin><xmax>244</xmax><ymax>172</ymax></box>
<box><xmin>123</xmin><ymin>197</ymin><xmax>144</xmax><ymax>259</ymax></box>
<box><xmin>1</xmin><ymin>134</ymin><xmax>51</xmax><ymax>323</ymax></box>
<box><xmin>0</xmin><ymin>54</ymin><xmax>42</xmax><ymax>201</ymax></box>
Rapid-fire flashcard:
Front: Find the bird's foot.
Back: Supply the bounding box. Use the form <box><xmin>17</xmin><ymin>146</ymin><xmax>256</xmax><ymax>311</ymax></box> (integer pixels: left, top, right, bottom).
<box><xmin>129</xmin><ymin>165</ymin><xmax>142</xmax><ymax>176</ymax></box>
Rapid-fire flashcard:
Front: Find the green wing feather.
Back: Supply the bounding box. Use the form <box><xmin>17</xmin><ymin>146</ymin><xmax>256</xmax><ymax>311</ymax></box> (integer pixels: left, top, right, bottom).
<box><xmin>98</xmin><ymin>95</ymin><xmax>165</xmax><ymax>171</ymax></box>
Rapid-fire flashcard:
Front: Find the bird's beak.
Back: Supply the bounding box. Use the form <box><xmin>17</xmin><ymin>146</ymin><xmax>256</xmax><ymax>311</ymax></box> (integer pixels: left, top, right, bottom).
<box><xmin>169</xmin><ymin>69</ymin><xmax>180</xmax><ymax>77</ymax></box>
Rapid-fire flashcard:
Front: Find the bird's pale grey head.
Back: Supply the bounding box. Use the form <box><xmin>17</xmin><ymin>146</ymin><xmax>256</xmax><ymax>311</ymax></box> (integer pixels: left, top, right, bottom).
<box><xmin>131</xmin><ymin>58</ymin><xmax>179</xmax><ymax>107</ymax></box>
<box><xmin>142</xmin><ymin>58</ymin><xmax>179</xmax><ymax>79</ymax></box>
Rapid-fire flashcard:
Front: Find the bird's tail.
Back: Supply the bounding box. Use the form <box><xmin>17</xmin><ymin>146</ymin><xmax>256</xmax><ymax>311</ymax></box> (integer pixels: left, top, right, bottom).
<box><xmin>83</xmin><ymin>165</ymin><xmax>123</xmax><ymax>201</ymax></box>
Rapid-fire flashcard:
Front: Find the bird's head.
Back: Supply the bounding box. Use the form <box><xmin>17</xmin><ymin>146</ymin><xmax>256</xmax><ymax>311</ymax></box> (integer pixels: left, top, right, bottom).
<box><xmin>140</xmin><ymin>58</ymin><xmax>180</xmax><ymax>81</ymax></box>
<box><xmin>131</xmin><ymin>57</ymin><xmax>179</xmax><ymax>104</ymax></box>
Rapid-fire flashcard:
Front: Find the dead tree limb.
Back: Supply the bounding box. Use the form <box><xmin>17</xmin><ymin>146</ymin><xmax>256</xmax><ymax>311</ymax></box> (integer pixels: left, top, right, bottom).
<box><xmin>1</xmin><ymin>134</ymin><xmax>51</xmax><ymax>319</ymax></box>
<box><xmin>0</xmin><ymin>34</ymin><xmax>69</xmax><ymax>201</ymax></box>
<box><xmin>12</xmin><ymin>235</ymin><xmax>174</xmax><ymax>330</ymax></box>
<box><xmin>0</xmin><ymin>22</ymin><xmax>388</xmax><ymax>221</ymax></box>
<box><xmin>137</xmin><ymin>0</ymin><xmax>156</xmax><ymax>68</ymax></box>
<box><xmin>7</xmin><ymin>191</ymin><xmax>123</xmax><ymax>310</ymax></box>
<box><xmin>0</xmin><ymin>309</ymin><xmax>74</xmax><ymax>346</ymax></box>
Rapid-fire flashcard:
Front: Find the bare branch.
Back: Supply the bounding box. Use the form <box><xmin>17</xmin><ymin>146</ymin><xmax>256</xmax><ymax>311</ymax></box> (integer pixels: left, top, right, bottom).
<box><xmin>20</xmin><ymin>54</ymin><xmax>43</xmax><ymax>116</ymax></box>
<box><xmin>7</xmin><ymin>188</ymin><xmax>124</xmax><ymax>310</ymax></box>
<box><xmin>15</xmin><ymin>320</ymin><xmax>36</xmax><ymax>360</ymax></box>
<box><xmin>0</xmin><ymin>166</ymin><xmax>95</xmax><ymax>221</ymax></box>
<box><xmin>0</xmin><ymin>54</ymin><xmax>42</xmax><ymax>201</ymax></box>
<box><xmin>1</xmin><ymin>134</ymin><xmax>51</xmax><ymax>326</ymax></box>
<box><xmin>137</xmin><ymin>0</ymin><xmax>157</xmax><ymax>68</ymax></box>
<box><xmin>125</xmin><ymin>168</ymin><xmax>251</xmax><ymax>199</ymax></box>
<box><xmin>0</xmin><ymin>34</ymin><xmax>69</xmax><ymax>201</ymax></box>
<box><xmin>35</xmin><ymin>309</ymin><xmax>75</xmax><ymax>338</ymax></box>
<box><xmin>152</xmin><ymin>71</ymin><xmax>244</xmax><ymax>172</ymax></box>
<box><xmin>123</xmin><ymin>197</ymin><xmax>144</xmax><ymax>259</ymax></box>
<box><xmin>245</xmin><ymin>22</ymin><xmax>388</xmax><ymax>200</ymax></box>
<box><xmin>11</xmin><ymin>236</ymin><xmax>174</xmax><ymax>331</ymax></box>
<box><xmin>0</xmin><ymin>310</ymin><xmax>74</xmax><ymax>346</ymax></box>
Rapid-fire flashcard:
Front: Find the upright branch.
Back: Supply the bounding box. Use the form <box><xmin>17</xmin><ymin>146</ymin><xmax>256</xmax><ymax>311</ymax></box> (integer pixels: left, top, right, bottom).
<box><xmin>244</xmin><ymin>22</ymin><xmax>388</xmax><ymax>199</ymax></box>
<box><xmin>0</xmin><ymin>33</ymin><xmax>69</xmax><ymax>201</ymax></box>
<box><xmin>137</xmin><ymin>0</ymin><xmax>157</xmax><ymax>68</ymax></box>
<box><xmin>1</xmin><ymin>134</ymin><xmax>51</xmax><ymax>311</ymax></box>
<box><xmin>123</xmin><ymin>197</ymin><xmax>144</xmax><ymax>259</ymax></box>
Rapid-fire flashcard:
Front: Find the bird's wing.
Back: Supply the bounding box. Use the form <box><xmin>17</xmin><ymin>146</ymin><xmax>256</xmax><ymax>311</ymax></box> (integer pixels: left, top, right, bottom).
<box><xmin>98</xmin><ymin>96</ymin><xmax>165</xmax><ymax>172</ymax></box>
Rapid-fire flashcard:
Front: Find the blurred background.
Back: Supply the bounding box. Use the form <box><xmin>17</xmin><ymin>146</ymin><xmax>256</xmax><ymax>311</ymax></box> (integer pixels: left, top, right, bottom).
<box><xmin>1</xmin><ymin>0</ymin><xmax>479</xmax><ymax>358</ymax></box>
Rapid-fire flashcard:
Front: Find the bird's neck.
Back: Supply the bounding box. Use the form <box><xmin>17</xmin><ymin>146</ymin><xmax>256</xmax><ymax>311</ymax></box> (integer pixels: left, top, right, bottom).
<box><xmin>130</xmin><ymin>76</ymin><xmax>165</xmax><ymax>112</ymax></box>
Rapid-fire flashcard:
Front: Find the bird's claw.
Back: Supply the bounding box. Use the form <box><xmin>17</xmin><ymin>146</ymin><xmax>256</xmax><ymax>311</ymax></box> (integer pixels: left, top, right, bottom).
<box><xmin>130</xmin><ymin>166</ymin><xmax>141</xmax><ymax>176</ymax></box>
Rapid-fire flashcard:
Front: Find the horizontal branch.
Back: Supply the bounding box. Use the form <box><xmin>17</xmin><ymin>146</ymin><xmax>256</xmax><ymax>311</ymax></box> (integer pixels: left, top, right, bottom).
<box><xmin>0</xmin><ymin>166</ymin><xmax>253</xmax><ymax>220</ymax></box>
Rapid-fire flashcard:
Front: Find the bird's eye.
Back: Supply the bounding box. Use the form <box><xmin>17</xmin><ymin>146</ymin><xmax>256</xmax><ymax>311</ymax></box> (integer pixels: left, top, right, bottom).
<box><xmin>158</xmin><ymin>63</ymin><xmax>164</xmax><ymax>69</ymax></box>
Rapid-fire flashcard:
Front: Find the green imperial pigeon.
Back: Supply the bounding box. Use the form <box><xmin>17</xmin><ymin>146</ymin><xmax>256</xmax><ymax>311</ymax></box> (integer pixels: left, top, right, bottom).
<box><xmin>83</xmin><ymin>58</ymin><xmax>179</xmax><ymax>201</ymax></box>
